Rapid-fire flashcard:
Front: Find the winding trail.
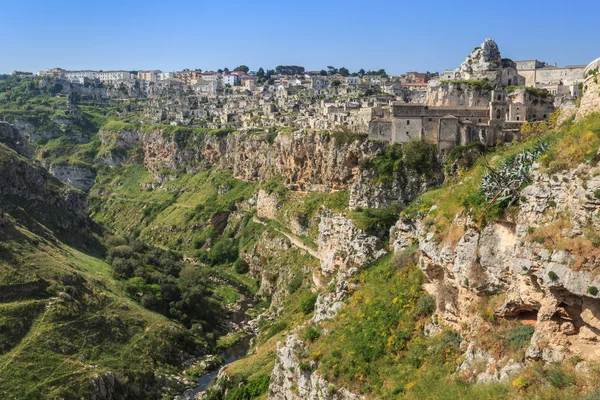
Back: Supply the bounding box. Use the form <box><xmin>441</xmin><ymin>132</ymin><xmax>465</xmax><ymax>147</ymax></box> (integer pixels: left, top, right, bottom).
<box><xmin>102</xmin><ymin>195</ymin><xmax>194</xmax><ymax>209</ymax></box>
<box><xmin>252</xmin><ymin>217</ymin><xmax>322</xmax><ymax>261</ymax></box>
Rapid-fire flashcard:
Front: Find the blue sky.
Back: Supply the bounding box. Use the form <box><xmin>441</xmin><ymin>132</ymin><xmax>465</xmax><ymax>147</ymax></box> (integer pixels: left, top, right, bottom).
<box><xmin>1</xmin><ymin>0</ymin><xmax>598</xmax><ymax>75</ymax></box>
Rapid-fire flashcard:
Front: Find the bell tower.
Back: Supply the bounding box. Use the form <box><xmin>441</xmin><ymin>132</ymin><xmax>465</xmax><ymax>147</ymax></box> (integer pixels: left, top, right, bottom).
<box><xmin>488</xmin><ymin>88</ymin><xmax>507</xmax><ymax>145</ymax></box>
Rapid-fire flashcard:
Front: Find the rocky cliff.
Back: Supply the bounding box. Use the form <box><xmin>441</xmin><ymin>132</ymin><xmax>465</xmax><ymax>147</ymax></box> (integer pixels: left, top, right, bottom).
<box><xmin>101</xmin><ymin>128</ymin><xmax>441</xmax><ymax>210</ymax></box>
<box><xmin>0</xmin><ymin>142</ymin><xmax>92</xmax><ymax>246</ymax></box>
<box><xmin>426</xmin><ymin>80</ymin><xmax>492</xmax><ymax>108</ymax></box>
<box><xmin>0</xmin><ymin>121</ymin><xmax>30</xmax><ymax>157</ymax></box>
<box><xmin>454</xmin><ymin>38</ymin><xmax>503</xmax><ymax>82</ymax></box>
<box><xmin>390</xmin><ymin>161</ymin><xmax>600</xmax><ymax>378</ymax></box>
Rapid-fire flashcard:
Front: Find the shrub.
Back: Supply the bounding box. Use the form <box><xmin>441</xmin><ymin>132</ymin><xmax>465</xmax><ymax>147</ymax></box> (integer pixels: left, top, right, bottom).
<box><xmin>548</xmin><ymin>271</ymin><xmax>559</xmax><ymax>281</ymax></box>
<box><xmin>233</xmin><ymin>258</ymin><xmax>249</xmax><ymax>274</ymax></box>
<box><xmin>512</xmin><ymin>375</ymin><xmax>531</xmax><ymax>390</ymax></box>
<box><xmin>594</xmin><ymin>189</ymin><xmax>600</xmax><ymax>199</ymax></box>
<box><xmin>263</xmin><ymin>175</ymin><xmax>288</xmax><ymax>198</ymax></box>
<box><xmin>265</xmin><ymin>321</ymin><xmax>288</xmax><ymax>339</ymax></box>
<box><xmin>303</xmin><ymin>327</ymin><xmax>321</xmax><ymax>342</ymax></box>
<box><xmin>207</xmin><ymin>238</ymin><xmax>239</xmax><ymax>266</ymax></box>
<box><xmin>108</xmin><ymin>245</ymin><xmax>133</xmax><ymax>259</ymax></box>
<box><xmin>588</xmin><ymin>286</ymin><xmax>599</xmax><ymax>296</ymax></box>
<box><xmin>350</xmin><ymin>208</ymin><xmax>398</xmax><ymax>236</ymax></box>
<box><xmin>414</xmin><ymin>295</ymin><xmax>435</xmax><ymax>317</ymax></box>
<box><xmin>546</xmin><ymin>365</ymin><xmax>575</xmax><ymax>389</ymax></box>
<box><xmin>402</xmin><ymin>140</ymin><xmax>438</xmax><ymax>174</ymax></box>
<box><xmin>508</xmin><ymin>324</ymin><xmax>535</xmax><ymax>349</ymax></box>
<box><xmin>225</xmin><ymin>374</ymin><xmax>270</xmax><ymax>400</ymax></box>
<box><xmin>287</xmin><ymin>276</ymin><xmax>303</xmax><ymax>294</ymax></box>
<box><xmin>298</xmin><ymin>361</ymin><xmax>312</xmax><ymax>372</ymax></box>
<box><xmin>390</xmin><ymin>248</ymin><xmax>418</xmax><ymax>269</ymax></box>
<box><xmin>300</xmin><ymin>292</ymin><xmax>318</xmax><ymax>314</ymax></box>
<box><xmin>106</xmin><ymin>235</ymin><xmax>128</xmax><ymax>247</ymax></box>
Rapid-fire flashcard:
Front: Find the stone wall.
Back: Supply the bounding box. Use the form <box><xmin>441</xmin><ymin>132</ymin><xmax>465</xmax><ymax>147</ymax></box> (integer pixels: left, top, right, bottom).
<box><xmin>576</xmin><ymin>58</ymin><xmax>600</xmax><ymax>121</ymax></box>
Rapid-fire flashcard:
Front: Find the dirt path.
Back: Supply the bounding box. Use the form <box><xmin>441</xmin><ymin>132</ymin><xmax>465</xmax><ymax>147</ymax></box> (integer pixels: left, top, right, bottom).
<box><xmin>252</xmin><ymin>217</ymin><xmax>322</xmax><ymax>261</ymax></box>
<box><xmin>103</xmin><ymin>195</ymin><xmax>194</xmax><ymax>209</ymax></box>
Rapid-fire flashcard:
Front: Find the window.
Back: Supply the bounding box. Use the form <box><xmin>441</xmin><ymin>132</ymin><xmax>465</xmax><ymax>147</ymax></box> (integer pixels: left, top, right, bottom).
<box><xmin>428</xmin><ymin>118</ymin><xmax>432</xmax><ymax>121</ymax></box>
<box><xmin>406</xmin><ymin>120</ymin><xmax>410</xmax><ymax>125</ymax></box>
<box><xmin>497</xmin><ymin>94</ymin><xmax>502</xmax><ymax>101</ymax></box>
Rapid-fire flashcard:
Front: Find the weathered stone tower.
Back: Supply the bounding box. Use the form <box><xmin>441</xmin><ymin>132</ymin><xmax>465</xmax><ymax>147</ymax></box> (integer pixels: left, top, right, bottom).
<box><xmin>488</xmin><ymin>88</ymin><xmax>507</xmax><ymax>145</ymax></box>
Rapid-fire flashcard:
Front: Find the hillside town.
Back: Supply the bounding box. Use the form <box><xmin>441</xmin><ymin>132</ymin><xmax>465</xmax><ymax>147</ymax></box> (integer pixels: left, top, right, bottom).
<box><xmin>8</xmin><ymin>39</ymin><xmax>588</xmax><ymax>154</ymax></box>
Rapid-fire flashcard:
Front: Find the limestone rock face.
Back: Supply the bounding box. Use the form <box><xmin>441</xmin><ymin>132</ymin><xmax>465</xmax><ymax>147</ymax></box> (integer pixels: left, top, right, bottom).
<box><xmin>269</xmin><ymin>335</ymin><xmax>364</xmax><ymax>400</ymax></box>
<box><xmin>0</xmin><ymin>146</ymin><xmax>90</xmax><ymax>240</ymax></box>
<box><xmin>426</xmin><ymin>80</ymin><xmax>493</xmax><ymax>107</ymax></box>
<box><xmin>256</xmin><ymin>189</ymin><xmax>280</xmax><ymax>220</ymax></box>
<box><xmin>349</xmin><ymin>164</ymin><xmax>443</xmax><ymax>209</ymax></box>
<box><xmin>0</xmin><ymin>121</ymin><xmax>30</xmax><ymax>157</ymax></box>
<box><xmin>317</xmin><ymin>212</ymin><xmax>386</xmax><ymax>276</ymax></box>
<box><xmin>46</xmin><ymin>164</ymin><xmax>96</xmax><ymax>191</ymax></box>
<box><xmin>390</xmin><ymin>162</ymin><xmax>600</xmax><ymax>375</ymax></box>
<box><xmin>456</xmin><ymin>38</ymin><xmax>502</xmax><ymax>82</ymax></box>
<box><xmin>101</xmin><ymin>128</ymin><xmax>440</xmax><ymax>210</ymax></box>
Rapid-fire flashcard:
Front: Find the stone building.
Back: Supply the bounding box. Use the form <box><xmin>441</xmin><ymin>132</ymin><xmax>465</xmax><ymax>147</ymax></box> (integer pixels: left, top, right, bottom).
<box><xmin>64</xmin><ymin>70</ymin><xmax>131</xmax><ymax>84</ymax></box>
<box><xmin>514</xmin><ymin>60</ymin><xmax>586</xmax><ymax>96</ymax></box>
<box><xmin>368</xmin><ymin>89</ymin><xmax>521</xmax><ymax>153</ymax></box>
<box><xmin>138</xmin><ymin>70</ymin><xmax>161</xmax><ymax>82</ymax></box>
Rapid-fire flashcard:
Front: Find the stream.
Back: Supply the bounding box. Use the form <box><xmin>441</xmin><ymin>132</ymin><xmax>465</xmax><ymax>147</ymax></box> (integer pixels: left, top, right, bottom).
<box><xmin>178</xmin><ymin>283</ymin><xmax>258</xmax><ymax>399</ymax></box>
<box><xmin>179</xmin><ymin>335</ymin><xmax>253</xmax><ymax>399</ymax></box>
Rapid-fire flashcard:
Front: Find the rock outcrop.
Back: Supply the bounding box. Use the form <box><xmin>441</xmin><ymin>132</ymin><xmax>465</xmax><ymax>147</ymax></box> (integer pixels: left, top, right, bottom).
<box><xmin>269</xmin><ymin>335</ymin><xmax>364</xmax><ymax>400</ymax></box>
<box><xmin>455</xmin><ymin>39</ymin><xmax>503</xmax><ymax>82</ymax></box>
<box><xmin>100</xmin><ymin>128</ymin><xmax>440</xmax><ymax>210</ymax></box>
<box><xmin>0</xmin><ymin>121</ymin><xmax>30</xmax><ymax>157</ymax></box>
<box><xmin>390</xmin><ymin>162</ymin><xmax>600</xmax><ymax>378</ymax></box>
<box><xmin>0</xmin><ymin>142</ymin><xmax>92</xmax><ymax>246</ymax></box>
<box><xmin>46</xmin><ymin>164</ymin><xmax>97</xmax><ymax>191</ymax></box>
<box><xmin>426</xmin><ymin>80</ymin><xmax>492</xmax><ymax>108</ymax></box>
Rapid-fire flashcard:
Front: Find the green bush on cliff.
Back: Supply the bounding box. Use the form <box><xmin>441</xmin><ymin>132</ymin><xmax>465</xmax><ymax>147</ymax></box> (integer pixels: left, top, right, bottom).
<box><xmin>263</xmin><ymin>175</ymin><xmax>288</xmax><ymax>197</ymax></box>
<box><xmin>507</xmin><ymin>324</ymin><xmax>535</xmax><ymax>349</ymax></box>
<box><xmin>300</xmin><ymin>292</ymin><xmax>318</xmax><ymax>314</ymax></box>
<box><xmin>446</xmin><ymin>79</ymin><xmax>493</xmax><ymax>91</ymax></box>
<box><xmin>350</xmin><ymin>207</ymin><xmax>398</xmax><ymax>236</ymax></box>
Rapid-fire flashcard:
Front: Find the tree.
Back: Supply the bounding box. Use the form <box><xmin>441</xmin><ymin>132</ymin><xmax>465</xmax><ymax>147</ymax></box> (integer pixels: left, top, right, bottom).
<box><xmin>339</xmin><ymin>67</ymin><xmax>350</xmax><ymax>77</ymax></box>
<box><xmin>319</xmin><ymin>70</ymin><xmax>328</xmax><ymax>76</ymax></box>
<box><xmin>266</xmin><ymin>69</ymin><xmax>275</xmax><ymax>78</ymax></box>
<box><xmin>331</xmin><ymin>80</ymin><xmax>342</xmax><ymax>87</ymax></box>
<box><xmin>275</xmin><ymin>65</ymin><xmax>305</xmax><ymax>75</ymax></box>
<box><xmin>358</xmin><ymin>68</ymin><xmax>365</xmax><ymax>77</ymax></box>
<box><xmin>223</xmin><ymin>67</ymin><xmax>230</xmax><ymax>73</ymax></box>
<box><xmin>257</xmin><ymin>67</ymin><xmax>265</xmax><ymax>78</ymax></box>
<box><xmin>233</xmin><ymin>65</ymin><xmax>249</xmax><ymax>73</ymax></box>
<box><xmin>327</xmin><ymin>66</ymin><xmax>338</xmax><ymax>76</ymax></box>
<box><xmin>217</xmin><ymin>69</ymin><xmax>223</xmax><ymax>73</ymax></box>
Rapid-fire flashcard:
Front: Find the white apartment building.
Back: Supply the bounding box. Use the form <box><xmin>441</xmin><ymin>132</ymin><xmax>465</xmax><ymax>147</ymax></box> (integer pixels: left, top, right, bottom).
<box><xmin>64</xmin><ymin>70</ymin><xmax>132</xmax><ymax>84</ymax></box>
<box><xmin>158</xmin><ymin>72</ymin><xmax>176</xmax><ymax>80</ymax></box>
<box><xmin>223</xmin><ymin>73</ymin><xmax>238</xmax><ymax>86</ymax></box>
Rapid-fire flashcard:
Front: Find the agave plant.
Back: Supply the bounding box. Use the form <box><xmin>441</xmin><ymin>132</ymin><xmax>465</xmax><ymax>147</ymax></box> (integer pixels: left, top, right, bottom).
<box><xmin>480</xmin><ymin>142</ymin><xmax>548</xmax><ymax>207</ymax></box>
